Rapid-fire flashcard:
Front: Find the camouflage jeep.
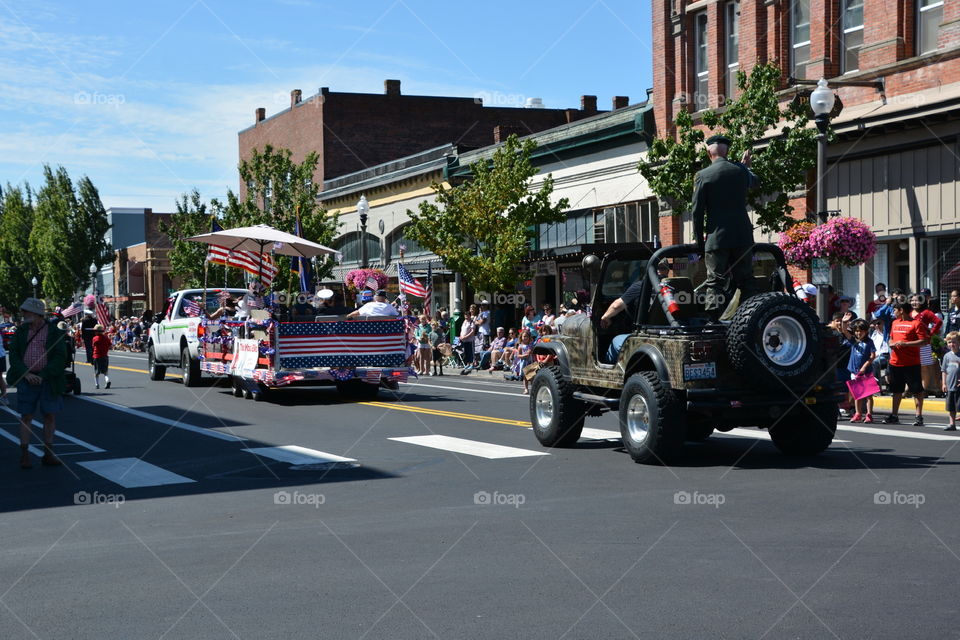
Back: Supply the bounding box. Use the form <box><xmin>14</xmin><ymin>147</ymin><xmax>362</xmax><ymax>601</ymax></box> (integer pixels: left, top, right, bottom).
<box><xmin>528</xmin><ymin>242</ymin><xmax>846</xmax><ymax>464</ymax></box>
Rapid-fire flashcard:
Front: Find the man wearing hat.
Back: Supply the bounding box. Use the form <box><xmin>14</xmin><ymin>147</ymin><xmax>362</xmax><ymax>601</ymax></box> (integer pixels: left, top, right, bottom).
<box><xmin>7</xmin><ymin>298</ymin><xmax>67</xmax><ymax>468</ymax></box>
<box><xmin>347</xmin><ymin>289</ymin><xmax>399</xmax><ymax>318</ymax></box>
<box><xmin>80</xmin><ymin>308</ymin><xmax>97</xmax><ymax>363</ymax></box>
<box><xmin>692</xmin><ymin>134</ymin><xmax>759</xmax><ymax>320</ymax></box>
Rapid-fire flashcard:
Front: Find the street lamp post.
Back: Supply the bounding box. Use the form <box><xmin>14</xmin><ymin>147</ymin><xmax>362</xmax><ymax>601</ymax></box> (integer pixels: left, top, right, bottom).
<box><xmin>357</xmin><ymin>195</ymin><xmax>370</xmax><ymax>269</ymax></box>
<box><xmin>89</xmin><ymin>262</ymin><xmax>98</xmax><ymax>297</ymax></box>
<box><xmin>31</xmin><ymin>276</ymin><xmax>38</xmax><ymax>299</ymax></box>
<box><xmin>810</xmin><ymin>78</ymin><xmax>836</xmax><ymax>323</ymax></box>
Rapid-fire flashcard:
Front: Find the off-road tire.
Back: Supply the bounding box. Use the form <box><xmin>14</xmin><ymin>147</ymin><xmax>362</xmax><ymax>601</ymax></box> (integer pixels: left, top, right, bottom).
<box><xmin>618</xmin><ymin>371</ymin><xmax>685</xmax><ymax>464</ymax></box>
<box><xmin>727</xmin><ymin>292</ymin><xmax>822</xmax><ymax>391</ymax></box>
<box><xmin>530</xmin><ymin>365</ymin><xmax>586</xmax><ymax>447</ymax></box>
<box><xmin>336</xmin><ymin>380</ymin><xmax>379</xmax><ymax>400</ymax></box>
<box><xmin>768</xmin><ymin>401</ymin><xmax>838</xmax><ymax>456</ymax></box>
<box><xmin>181</xmin><ymin>347</ymin><xmax>201</xmax><ymax>387</ymax></box>
<box><xmin>148</xmin><ymin>346</ymin><xmax>165</xmax><ymax>381</ymax></box>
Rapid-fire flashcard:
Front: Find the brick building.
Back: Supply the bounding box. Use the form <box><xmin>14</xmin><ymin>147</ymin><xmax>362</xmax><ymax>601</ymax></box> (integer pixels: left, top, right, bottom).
<box><xmin>238</xmin><ymin>79</ymin><xmax>604</xmax><ymax>197</ymax></box>
<box><xmin>652</xmin><ymin>0</ymin><xmax>960</xmax><ymax>312</ymax></box>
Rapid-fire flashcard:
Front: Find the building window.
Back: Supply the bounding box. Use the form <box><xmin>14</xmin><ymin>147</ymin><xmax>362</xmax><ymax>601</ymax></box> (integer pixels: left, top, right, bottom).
<box><xmin>333</xmin><ymin>232</ymin><xmax>381</xmax><ymax>265</ymax></box>
<box><xmin>387</xmin><ymin>227</ymin><xmax>430</xmax><ymax>261</ymax></box>
<box><xmin>791</xmin><ymin>0</ymin><xmax>810</xmax><ymax>79</ymax></box>
<box><xmin>918</xmin><ymin>0</ymin><xmax>944</xmax><ymax>55</ymax></box>
<box><xmin>536</xmin><ymin>210</ymin><xmax>593</xmax><ymax>251</ymax></box>
<box><xmin>693</xmin><ymin>12</ymin><xmax>709</xmax><ymax>111</ymax></box>
<box><xmin>591</xmin><ymin>200</ymin><xmax>659</xmax><ymax>244</ymax></box>
<box><xmin>841</xmin><ymin>0</ymin><xmax>864</xmax><ymax>73</ymax></box>
<box><xmin>725</xmin><ymin>1</ymin><xmax>740</xmax><ymax>102</ymax></box>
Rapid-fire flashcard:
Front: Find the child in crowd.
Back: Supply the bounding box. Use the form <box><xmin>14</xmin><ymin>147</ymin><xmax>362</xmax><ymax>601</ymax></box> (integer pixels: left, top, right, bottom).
<box><xmin>512</xmin><ymin>330</ymin><xmax>534</xmax><ymax>393</ymax></box>
<box><xmin>91</xmin><ymin>324</ymin><xmax>111</xmax><ymax>390</ymax></box>
<box><xmin>942</xmin><ymin>331</ymin><xmax>960</xmax><ymax>431</ymax></box>
<box><xmin>840</xmin><ymin>316</ymin><xmax>877</xmax><ymax>422</ymax></box>
<box><xmin>414</xmin><ymin>315</ymin><xmax>433</xmax><ymax>376</ymax></box>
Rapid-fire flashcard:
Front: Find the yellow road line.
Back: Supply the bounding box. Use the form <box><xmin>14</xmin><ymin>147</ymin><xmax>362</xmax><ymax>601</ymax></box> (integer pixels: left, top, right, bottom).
<box><xmin>360</xmin><ymin>401</ymin><xmax>532</xmax><ymax>427</ymax></box>
<box><xmin>76</xmin><ymin>361</ymin><xmax>182</xmax><ymax>378</ymax></box>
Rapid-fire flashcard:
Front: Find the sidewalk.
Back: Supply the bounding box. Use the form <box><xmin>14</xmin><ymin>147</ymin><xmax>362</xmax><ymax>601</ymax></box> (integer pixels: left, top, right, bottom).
<box><xmin>871</xmin><ymin>394</ymin><xmax>949</xmax><ymax>415</ymax></box>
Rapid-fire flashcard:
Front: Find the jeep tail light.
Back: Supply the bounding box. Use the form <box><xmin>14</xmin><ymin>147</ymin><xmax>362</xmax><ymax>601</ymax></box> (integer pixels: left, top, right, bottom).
<box><xmin>691</xmin><ymin>341</ymin><xmax>713</xmax><ymax>361</ymax></box>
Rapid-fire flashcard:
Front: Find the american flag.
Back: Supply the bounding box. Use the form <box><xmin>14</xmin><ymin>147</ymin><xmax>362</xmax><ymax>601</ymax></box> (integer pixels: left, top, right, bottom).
<box><xmin>277</xmin><ymin>320</ymin><xmax>407</xmax><ymax>369</ymax></box>
<box><xmin>292</xmin><ymin>213</ymin><xmax>311</xmax><ymax>292</ymax></box>
<box><xmin>365</xmin><ymin>275</ymin><xmax>379</xmax><ymax>290</ymax></box>
<box><xmin>397</xmin><ymin>263</ymin><xmax>427</xmax><ymax>298</ymax></box>
<box><xmin>184</xmin><ymin>297</ymin><xmax>202</xmax><ymax>317</ymax></box>
<box><xmin>96</xmin><ymin>301</ymin><xmax>111</xmax><ymax>328</ymax></box>
<box><xmin>60</xmin><ymin>302</ymin><xmax>83</xmax><ymax>319</ymax></box>
<box><xmin>423</xmin><ymin>262</ymin><xmax>433</xmax><ymax>318</ymax></box>
<box><xmin>206</xmin><ymin>246</ymin><xmax>278</xmax><ymax>285</ymax></box>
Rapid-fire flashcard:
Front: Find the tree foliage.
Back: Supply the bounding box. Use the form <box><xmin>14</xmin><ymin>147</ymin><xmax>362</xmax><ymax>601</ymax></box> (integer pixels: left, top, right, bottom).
<box><xmin>162</xmin><ymin>146</ymin><xmax>340</xmax><ymax>290</ymax></box>
<box><xmin>405</xmin><ymin>135</ymin><xmax>569</xmax><ymax>292</ymax></box>
<box><xmin>638</xmin><ymin>62</ymin><xmax>819</xmax><ymax>233</ymax></box>
<box><xmin>0</xmin><ymin>184</ymin><xmax>36</xmax><ymax>311</ymax></box>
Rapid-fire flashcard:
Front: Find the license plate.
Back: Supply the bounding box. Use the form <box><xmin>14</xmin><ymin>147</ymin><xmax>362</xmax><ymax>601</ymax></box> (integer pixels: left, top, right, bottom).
<box><xmin>683</xmin><ymin>362</ymin><xmax>717</xmax><ymax>382</ymax></box>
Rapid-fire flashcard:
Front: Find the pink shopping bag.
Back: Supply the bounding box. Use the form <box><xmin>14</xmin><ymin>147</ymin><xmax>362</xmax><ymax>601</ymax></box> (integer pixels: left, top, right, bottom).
<box><xmin>846</xmin><ymin>374</ymin><xmax>880</xmax><ymax>400</ymax></box>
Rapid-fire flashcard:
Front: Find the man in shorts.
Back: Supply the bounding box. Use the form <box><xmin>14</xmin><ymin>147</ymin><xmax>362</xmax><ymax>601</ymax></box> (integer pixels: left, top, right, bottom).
<box><xmin>885</xmin><ymin>301</ymin><xmax>930</xmax><ymax>426</ymax></box>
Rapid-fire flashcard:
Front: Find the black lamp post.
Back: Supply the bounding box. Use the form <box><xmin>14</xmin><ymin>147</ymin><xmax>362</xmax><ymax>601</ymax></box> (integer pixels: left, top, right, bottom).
<box><xmin>358</xmin><ymin>195</ymin><xmax>370</xmax><ymax>269</ymax></box>
<box><xmin>31</xmin><ymin>276</ymin><xmax>38</xmax><ymax>298</ymax></box>
<box><xmin>810</xmin><ymin>78</ymin><xmax>836</xmax><ymax>323</ymax></box>
<box><xmin>89</xmin><ymin>262</ymin><xmax>97</xmax><ymax>297</ymax></box>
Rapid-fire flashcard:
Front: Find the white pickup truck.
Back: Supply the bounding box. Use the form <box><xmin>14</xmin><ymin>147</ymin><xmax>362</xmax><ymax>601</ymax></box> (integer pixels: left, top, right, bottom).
<box><xmin>147</xmin><ymin>288</ymin><xmax>248</xmax><ymax>386</ymax></box>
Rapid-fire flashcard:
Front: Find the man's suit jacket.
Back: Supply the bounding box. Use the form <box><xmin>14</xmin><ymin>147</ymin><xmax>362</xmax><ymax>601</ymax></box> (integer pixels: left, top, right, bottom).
<box><xmin>691</xmin><ymin>157</ymin><xmax>758</xmax><ymax>251</ymax></box>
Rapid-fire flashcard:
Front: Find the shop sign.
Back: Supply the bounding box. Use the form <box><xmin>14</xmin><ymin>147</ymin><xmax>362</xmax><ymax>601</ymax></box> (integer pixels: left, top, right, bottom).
<box><xmin>533</xmin><ymin>261</ymin><xmax>557</xmax><ymax>276</ymax></box>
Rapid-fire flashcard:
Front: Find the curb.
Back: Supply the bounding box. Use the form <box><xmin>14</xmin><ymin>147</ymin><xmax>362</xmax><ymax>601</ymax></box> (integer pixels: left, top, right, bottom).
<box><xmin>871</xmin><ymin>394</ymin><xmax>949</xmax><ymax>415</ymax></box>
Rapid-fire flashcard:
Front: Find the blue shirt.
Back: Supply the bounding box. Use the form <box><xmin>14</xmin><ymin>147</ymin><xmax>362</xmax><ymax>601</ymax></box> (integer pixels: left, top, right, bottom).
<box><xmin>843</xmin><ymin>337</ymin><xmax>876</xmax><ymax>374</ymax></box>
<box><xmin>873</xmin><ymin>303</ymin><xmax>895</xmax><ymax>340</ymax></box>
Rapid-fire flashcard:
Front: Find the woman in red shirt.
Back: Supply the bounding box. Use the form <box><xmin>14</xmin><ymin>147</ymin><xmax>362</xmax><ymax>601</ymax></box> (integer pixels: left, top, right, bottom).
<box><xmin>885</xmin><ymin>302</ymin><xmax>930</xmax><ymax>426</ymax></box>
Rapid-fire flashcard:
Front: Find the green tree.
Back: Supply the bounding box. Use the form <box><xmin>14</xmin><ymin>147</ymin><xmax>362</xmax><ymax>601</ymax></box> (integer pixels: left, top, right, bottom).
<box><xmin>160</xmin><ymin>189</ymin><xmax>235</xmax><ymax>289</ymax></box>
<box><xmin>163</xmin><ymin>146</ymin><xmax>340</xmax><ymax>290</ymax></box>
<box><xmin>0</xmin><ymin>184</ymin><xmax>36</xmax><ymax>310</ymax></box>
<box><xmin>639</xmin><ymin>62</ymin><xmax>819</xmax><ymax>233</ymax></box>
<box><xmin>405</xmin><ymin>135</ymin><xmax>569</xmax><ymax>292</ymax></box>
<box><xmin>29</xmin><ymin>165</ymin><xmax>112</xmax><ymax>302</ymax></box>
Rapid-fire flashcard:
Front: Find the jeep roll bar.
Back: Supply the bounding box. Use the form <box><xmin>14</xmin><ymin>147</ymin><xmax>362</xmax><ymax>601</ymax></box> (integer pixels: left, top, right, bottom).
<box><xmin>645</xmin><ymin>243</ymin><xmax>792</xmax><ymax>327</ymax></box>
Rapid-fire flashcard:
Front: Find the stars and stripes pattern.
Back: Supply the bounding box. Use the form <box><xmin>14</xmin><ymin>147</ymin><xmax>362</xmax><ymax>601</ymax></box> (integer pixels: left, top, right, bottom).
<box><xmin>365</xmin><ymin>275</ymin><xmax>379</xmax><ymax>291</ymax></box>
<box><xmin>60</xmin><ymin>303</ymin><xmax>83</xmax><ymax>319</ymax></box>
<box><xmin>206</xmin><ymin>246</ymin><xmax>278</xmax><ymax>285</ymax></box>
<box><xmin>277</xmin><ymin>320</ymin><xmax>407</xmax><ymax>369</ymax></box>
<box><xmin>397</xmin><ymin>263</ymin><xmax>427</xmax><ymax>298</ymax></box>
<box><xmin>95</xmin><ymin>301</ymin><xmax>111</xmax><ymax>328</ymax></box>
<box><xmin>184</xmin><ymin>298</ymin><xmax>202</xmax><ymax>317</ymax></box>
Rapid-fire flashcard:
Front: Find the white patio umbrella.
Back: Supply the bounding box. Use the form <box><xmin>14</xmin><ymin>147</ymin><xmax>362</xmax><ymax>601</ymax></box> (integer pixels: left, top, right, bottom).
<box><xmin>186</xmin><ymin>223</ymin><xmax>338</xmax><ymax>259</ymax></box>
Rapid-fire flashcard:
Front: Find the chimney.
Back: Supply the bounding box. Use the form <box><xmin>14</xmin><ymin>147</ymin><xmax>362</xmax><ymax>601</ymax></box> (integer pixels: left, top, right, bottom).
<box><xmin>581</xmin><ymin>95</ymin><xmax>598</xmax><ymax>114</ymax></box>
<box><xmin>612</xmin><ymin>96</ymin><xmax>629</xmax><ymax>109</ymax></box>
<box><xmin>385</xmin><ymin>79</ymin><xmax>401</xmax><ymax>96</ymax></box>
<box><xmin>493</xmin><ymin>124</ymin><xmax>525</xmax><ymax>143</ymax></box>
<box><xmin>291</xmin><ymin>89</ymin><xmax>302</xmax><ymax>107</ymax></box>
<box><xmin>255</xmin><ymin>107</ymin><xmax>266</xmax><ymax>123</ymax></box>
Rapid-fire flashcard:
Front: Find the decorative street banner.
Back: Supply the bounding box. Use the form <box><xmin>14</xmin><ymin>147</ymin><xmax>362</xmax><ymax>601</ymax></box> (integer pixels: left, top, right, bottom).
<box><xmin>276</xmin><ymin>319</ymin><xmax>407</xmax><ymax>369</ymax></box>
<box><xmin>231</xmin><ymin>339</ymin><xmax>260</xmax><ymax>376</ymax></box>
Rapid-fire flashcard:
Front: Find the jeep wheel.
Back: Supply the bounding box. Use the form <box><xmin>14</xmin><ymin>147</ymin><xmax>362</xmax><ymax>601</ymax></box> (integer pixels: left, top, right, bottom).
<box><xmin>530</xmin><ymin>365</ymin><xmax>586</xmax><ymax>447</ymax></box>
<box><xmin>231</xmin><ymin>377</ymin><xmax>244</xmax><ymax>398</ymax></box>
<box><xmin>618</xmin><ymin>371</ymin><xmax>685</xmax><ymax>464</ymax></box>
<box><xmin>769</xmin><ymin>402</ymin><xmax>838</xmax><ymax>456</ymax></box>
<box><xmin>181</xmin><ymin>347</ymin><xmax>201</xmax><ymax>387</ymax></box>
<box><xmin>727</xmin><ymin>292</ymin><xmax>822</xmax><ymax>391</ymax></box>
<box><xmin>148</xmin><ymin>346</ymin><xmax>165</xmax><ymax>381</ymax></box>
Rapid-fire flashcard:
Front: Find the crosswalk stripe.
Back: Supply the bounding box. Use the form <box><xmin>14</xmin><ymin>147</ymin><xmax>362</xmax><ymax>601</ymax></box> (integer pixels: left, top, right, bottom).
<box><xmin>580</xmin><ymin>428</ymin><xmax>621</xmax><ymax>440</ymax></box>
<box><xmin>0</xmin><ymin>405</ymin><xmax>105</xmax><ymax>452</ymax></box>
<box><xmin>243</xmin><ymin>445</ymin><xmax>357</xmax><ymax>466</ymax></box>
<box><xmin>719</xmin><ymin>428</ymin><xmax>852</xmax><ymax>443</ymax></box>
<box><xmin>838</xmin><ymin>425</ymin><xmax>960</xmax><ymax>441</ymax></box>
<box><xmin>390</xmin><ymin>435</ymin><xmax>549</xmax><ymax>459</ymax></box>
<box><xmin>77</xmin><ymin>457</ymin><xmax>195</xmax><ymax>488</ymax></box>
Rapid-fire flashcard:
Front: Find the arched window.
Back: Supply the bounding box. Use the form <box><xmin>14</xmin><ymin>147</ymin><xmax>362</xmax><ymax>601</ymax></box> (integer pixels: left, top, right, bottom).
<box><xmin>333</xmin><ymin>232</ymin><xmax>382</xmax><ymax>265</ymax></box>
<box><xmin>387</xmin><ymin>225</ymin><xmax>431</xmax><ymax>261</ymax></box>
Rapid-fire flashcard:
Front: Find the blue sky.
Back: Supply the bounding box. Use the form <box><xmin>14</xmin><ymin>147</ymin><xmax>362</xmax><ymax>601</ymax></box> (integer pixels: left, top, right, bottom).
<box><xmin>0</xmin><ymin>0</ymin><xmax>653</xmax><ymax>211</ymax></box>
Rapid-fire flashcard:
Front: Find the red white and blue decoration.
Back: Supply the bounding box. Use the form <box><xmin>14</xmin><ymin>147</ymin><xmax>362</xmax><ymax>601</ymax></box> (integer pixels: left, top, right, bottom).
<box><xmin>397</xmin><ymin>263</ymin><xmax>427</xmax><ymax>298</ymax></box>
<box><xmin>277</xmin><ymin>319</ymin><xmax>407</xmax><ymax>369</ymax></box>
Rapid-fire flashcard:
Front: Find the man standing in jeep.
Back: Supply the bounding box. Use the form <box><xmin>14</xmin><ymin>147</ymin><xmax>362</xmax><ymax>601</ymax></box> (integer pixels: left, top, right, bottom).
<box><xmin>692</xmin><ymin>134</ymin><xmax>759</xmax><ymax>320</ymax></box>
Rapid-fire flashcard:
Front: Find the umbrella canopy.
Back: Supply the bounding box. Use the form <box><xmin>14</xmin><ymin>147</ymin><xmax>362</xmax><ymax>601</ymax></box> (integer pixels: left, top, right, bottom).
<box><xmin>186</xmin><ymin>224</ymin><xmax>339</xmax><ymax>259</ymax></box>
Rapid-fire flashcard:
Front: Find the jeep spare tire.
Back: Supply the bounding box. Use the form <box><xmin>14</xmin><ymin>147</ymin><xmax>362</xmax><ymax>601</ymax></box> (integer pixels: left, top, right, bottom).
<box><xmin>727</xmin><ymin>292</ymin><xmax>821</xmax><ymax>390</ymax></box>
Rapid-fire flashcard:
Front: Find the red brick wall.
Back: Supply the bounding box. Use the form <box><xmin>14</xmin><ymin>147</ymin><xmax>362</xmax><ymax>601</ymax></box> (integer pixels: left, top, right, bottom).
<box><xmin>238</xmin><ymin>86</ymin><xmax>598</xmax><ymax>200</ymax></box>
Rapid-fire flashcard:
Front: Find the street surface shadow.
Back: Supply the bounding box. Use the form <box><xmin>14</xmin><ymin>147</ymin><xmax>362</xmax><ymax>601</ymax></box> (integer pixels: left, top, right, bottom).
<box><xmin>131</xmin><ymin>405</ymin><xmax>249</xmax><ymax>429</ymax></box>
<box><xmin>667</xmin><ymin>437</ymin><xmax>960</xmax><ymax>470</ymax></box>
<box><xmin>262</xmin><ymin>387</ymin><xmax>463</xmax><ymax>406</ymax></box>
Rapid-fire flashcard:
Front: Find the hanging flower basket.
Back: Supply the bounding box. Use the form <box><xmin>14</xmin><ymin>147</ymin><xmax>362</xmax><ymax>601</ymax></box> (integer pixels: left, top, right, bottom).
<box><xmin>778</xmin><ymin>218</ymin><xmax>877</xmax><ymax>269</ymax></box>
<box><xmin>344</xmin><ymin>268</ymin><xmax>388</xmax><ymax>292</ymax></box>
<box><xmin>777</xmin><ymin>221</ymin><xmax>816</xmax><ymax>268</ymax></box>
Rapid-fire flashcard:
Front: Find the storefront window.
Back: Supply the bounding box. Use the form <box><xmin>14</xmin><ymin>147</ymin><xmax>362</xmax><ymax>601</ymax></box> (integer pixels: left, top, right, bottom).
<box><xmin>334</xmin><ymin>233</ymin><xmax>381</xmax><ymax>265</ymax></box>
<box><xmin>536</xmin><ymin>210</ymin><xmax>594</xmax><ymax>250</ymax></box>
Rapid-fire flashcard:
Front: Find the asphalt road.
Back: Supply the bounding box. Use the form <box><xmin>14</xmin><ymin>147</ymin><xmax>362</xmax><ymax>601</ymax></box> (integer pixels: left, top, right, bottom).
<box><xmin>2</xmin><ymin>351</ymin><xmax>960</xmax><ymax>639</ymax></box>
